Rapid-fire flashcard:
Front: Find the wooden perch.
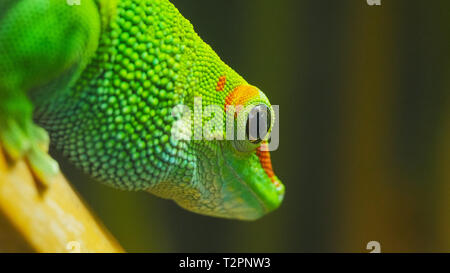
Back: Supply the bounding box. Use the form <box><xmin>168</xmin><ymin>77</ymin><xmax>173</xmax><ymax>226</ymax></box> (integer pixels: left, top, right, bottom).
<box><xmin>0</xmin><ymin>148</ymin><xmax>124</xmax><ymax>253</ymax></box>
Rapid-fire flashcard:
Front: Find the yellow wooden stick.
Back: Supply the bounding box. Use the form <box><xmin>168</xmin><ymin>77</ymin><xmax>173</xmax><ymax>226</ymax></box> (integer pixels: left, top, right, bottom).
<box><xmin>0</xmin><ymin>148</ymin><xmax>124</xmax><ymax>253</ymax></box>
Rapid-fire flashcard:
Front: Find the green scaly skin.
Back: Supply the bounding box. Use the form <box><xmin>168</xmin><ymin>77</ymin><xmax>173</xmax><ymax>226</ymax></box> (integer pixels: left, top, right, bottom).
<box><xmin>0</xmin><ymin>0</ymin><xmax>284</xmax><ymax>220</ymax></box>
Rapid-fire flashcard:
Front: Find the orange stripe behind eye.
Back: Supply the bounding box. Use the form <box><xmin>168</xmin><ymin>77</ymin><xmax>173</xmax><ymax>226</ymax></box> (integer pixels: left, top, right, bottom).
<box><xmin>256</xmin><ymin>143</ymin><xmax>279</xmax><ymax>186</ymax></box>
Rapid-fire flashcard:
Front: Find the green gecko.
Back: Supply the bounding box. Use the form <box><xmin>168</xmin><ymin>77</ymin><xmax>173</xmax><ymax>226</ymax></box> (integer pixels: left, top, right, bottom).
<box><xmin>0</xmin><ymin>0</ymin><xmax>284</xmax><ymax>220</ymax></box>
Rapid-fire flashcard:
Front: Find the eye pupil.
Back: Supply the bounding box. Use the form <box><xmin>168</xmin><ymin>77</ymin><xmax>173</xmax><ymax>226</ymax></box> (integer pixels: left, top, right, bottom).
<box><xmin>246</xmin><ymin>104</ymin><xmax>271</xmax><ymax>144</ymax></box>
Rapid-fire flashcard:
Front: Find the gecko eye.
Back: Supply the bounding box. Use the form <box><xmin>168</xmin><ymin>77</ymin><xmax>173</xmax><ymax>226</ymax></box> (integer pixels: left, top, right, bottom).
<box><xmin>246</xmin><ymin>104</ymin><xmax>271</xmax><ymax>144</ymax></box>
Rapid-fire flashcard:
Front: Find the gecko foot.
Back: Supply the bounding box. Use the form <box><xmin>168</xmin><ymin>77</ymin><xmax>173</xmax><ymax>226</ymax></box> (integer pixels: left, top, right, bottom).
<box><xmin>0</xmin><ymin>117</ymin><xmax>59</xmax><ymax>188</ymax></box>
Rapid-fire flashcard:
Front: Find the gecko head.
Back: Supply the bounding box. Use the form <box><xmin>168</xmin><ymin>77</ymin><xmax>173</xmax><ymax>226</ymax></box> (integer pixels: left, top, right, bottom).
<box><xmin>215</xmin><ymin>85</ymin><xmax>285</xmax><ymax>220</ymax></box>
<box><xmin>164</xmin><ymin>84</ymin><xmax>284</xmax><ymax>220</ymax></box>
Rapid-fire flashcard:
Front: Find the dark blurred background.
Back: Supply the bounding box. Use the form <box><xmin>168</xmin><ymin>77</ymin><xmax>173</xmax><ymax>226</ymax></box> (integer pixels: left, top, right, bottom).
<box><xmin>53</xmin><ymin>0</ymin><xmax>450</xmax><ymax>252</ymax></box>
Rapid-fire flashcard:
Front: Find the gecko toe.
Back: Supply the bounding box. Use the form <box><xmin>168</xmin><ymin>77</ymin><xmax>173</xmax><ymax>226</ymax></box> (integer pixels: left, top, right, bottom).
<box><xmin>0</xmin><ymin>118</ymin><xmax>32</xmax><ymax>161</ymax></box>
<box><xmin>26</xmin><ymin>143</ymin><xmax>60</xmax><ymax>188</ymax></box>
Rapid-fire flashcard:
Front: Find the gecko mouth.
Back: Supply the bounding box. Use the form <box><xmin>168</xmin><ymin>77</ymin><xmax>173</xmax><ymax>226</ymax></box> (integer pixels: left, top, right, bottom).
<box><xmin>220</xmin><ymin>144</ymin><xmax>269</xmax><ymax>213</ymax></box>
<box><xmin>219</xmin><ymin>141</ymin><xmax>285</xmax><ymax>219</ymax></box>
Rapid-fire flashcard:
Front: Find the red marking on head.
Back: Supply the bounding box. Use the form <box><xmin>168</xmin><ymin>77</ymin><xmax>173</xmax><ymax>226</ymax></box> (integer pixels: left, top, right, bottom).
<box><xmin>256</xmin><ymin>143</ymin><xmax>279</xmax><ymax>186</ymax></box>
<box><xmin>224</xmin><ymin>85</ymin><xmax>260</xmax><ymax>116</ymax></box>
<box><xmin>225</xmin><ymin>85</ymin><xmax>259</xmax><ymax>107</ymax></box>
<box><xmin>216</xmin><ymin>76</ymin><xmax>227</xmax><ymax>91</ymax></box>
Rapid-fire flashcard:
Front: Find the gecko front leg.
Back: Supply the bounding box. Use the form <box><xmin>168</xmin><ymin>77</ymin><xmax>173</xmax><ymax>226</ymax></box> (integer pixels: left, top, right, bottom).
<box><xmin>0</xmin><ymin>89</ymin><xmax>59</xmax><ymax>187</ymax></box>
<box><xmin>0</xmin><ymin>0</ymin><xmax>101</xmax><ymax>188</ymax></box>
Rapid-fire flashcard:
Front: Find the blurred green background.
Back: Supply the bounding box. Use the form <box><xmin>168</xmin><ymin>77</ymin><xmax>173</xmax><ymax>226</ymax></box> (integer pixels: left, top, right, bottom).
<box><xmin>53</xmin><ymin>0</ymin><xmax>450</xmax><ymax>252</ymax></box>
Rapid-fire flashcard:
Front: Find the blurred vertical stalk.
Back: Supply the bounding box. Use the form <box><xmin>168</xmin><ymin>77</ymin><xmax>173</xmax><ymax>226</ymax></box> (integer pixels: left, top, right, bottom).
<box><xmin>336</xmin><ymin>2</ymin><xmax>419</xmax><ymax>252</ymax></box>
<box><xmin>437</xmin><ymin>104</ymin><xmax>450</xmax><ymax>251</ymax></box>
<box><xmin>433</xmin><ymin>2</ymin><xmax>450</xmax><ymax>252</ymax></box>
